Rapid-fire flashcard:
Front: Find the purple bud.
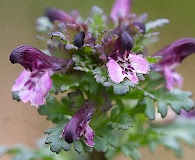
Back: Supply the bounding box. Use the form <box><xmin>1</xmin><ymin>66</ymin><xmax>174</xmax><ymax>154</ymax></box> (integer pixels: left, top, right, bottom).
<box><xmin>45</xmin><ymin>7</ymin><xmax>72</xmax><ymax>23</ymax></box>
<box><xmin>133</xmin><ymin>21</ymin><xmax>146</xmax><ymax>34</ymax></box>
<box><xmin>115</xmin><ymin>31</ymin><xmax>134</xmax><ymax>55</ymax></box>
<box><xmin>61</xmin><ymin>101</ymin><xmax>95</xmax><ymax>146</ymax></box>
<box><xmin>9</xmin><ymin>45</ymin><xmax>69</xmax><ymax>72</ymax></box>
<box><xmin>74</xmin><ymin>31</ymin><xmax>85</xmax><ymax>48</ymax></box>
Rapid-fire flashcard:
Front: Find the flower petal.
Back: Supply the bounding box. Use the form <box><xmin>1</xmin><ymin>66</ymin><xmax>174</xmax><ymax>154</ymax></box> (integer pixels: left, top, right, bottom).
<box><xmin>45</xmin><ymin>7</ymin><xmax>73</xmax><ymax>23</ymax></box>
<box><xmin>12</xmin><ymin>70</ymin><xmax>52</xmax><ymax>106</ymax></box>
<box><xmin>164</xmin><ymin>66</ymin><xmax>183</xmax><ymax>90</ymax></box>
<box><xmin>83</xmin><ymin>124</ymin><xmax>95</xmax><ymax>147</ymax></box>
<box><xmin>129</xmin><ymin>54</ymin><xmax>149</xmax><ymax>74</ymax></box>
<box><xmin>126</xmin><ymin>72</ymin><xmax>138</xmax><ymax>84</ymax></box>
<box><xmin>9</xmin><ymin>45</ymin><xmax>68</xmax><ymax>72</ymax></box>
<box><xmin>12</xmin><ymin>70</ymin><xmax>31</xmax><ymax>92</ymax></box>
<box><xmin>110</xmin><ymin>0</ymin><xmax>132</xmax><ymax>21</ymax></box>
<box><xmin>30</xmin><ymin>71</ymin><xmax>52</xmax><ymax>106</ymax></box>
<box><xmin>153</xmin><ymin>38</ymin><xmax>195</xmax><ymax>69</ymax></box>
<box><xmin>106</xmin><ymin>59</ymin><xmax>125</xmax><ymax>83</ymax></box>
<box><xmin>61</xmin><ymin>102</ymin><xmax>95</xmax><ymax>145</ymax></box>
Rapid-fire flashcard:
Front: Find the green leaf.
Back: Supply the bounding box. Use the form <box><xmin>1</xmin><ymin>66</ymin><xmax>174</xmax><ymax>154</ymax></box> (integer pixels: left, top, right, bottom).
<box><xmin>150</xmin><ymin>117</ymin><xmax>195</xmax><ymax>157</ymax></box>
<box><xmin>145</xmin><ymin>18</ymin><xmax>169</xmax><ymax>31</ymax></box>
<box><xmin>38</xmin><ymin>96</ymin><xmax>71</xmax><ymax>123</ymax></box>
<box><xmin>92</xmin><ymin>67</ymin><xmax>108</xmax><ymax>84</ymax></box>
<box><xmin>109</xmin><ymin>108</ymin><xmax>133</xmax><ymax>130</ymax></box>
<box><xmin>98</xmin><ymin>127</ymin><xmax>119</xmax><ymax>147</ymax></box>
<box><xmin>93</xmin><ymin>136</ymin><xmax>107</xmax><ymax>152</ymax></box>
<box><xmin>44</xmin><ymin>126</ymin><xmax>71</xmax><ymax>154</ymax></box>
<box><xmin>121</xmin><ymin>143</ymin><xmax>141</xmax><ymax>160</ymax></box>
<box><xmin>88</xmin><ymin>6</ymin><xmax>107</xmax><ymax>37</ymax></box>
<box><xmin>81</xmin><ymin>141</ymin><xmax>93</xmax><ymax>153</ymax></box>
<box><xmin>146</xmin><ymin>56</ymin><xmax>162</xmax><ymax>63</ymax></box>
<box><xmin>104</xmin><ymin>79</ymin><xmax>135</xmax><ymax>95</ymax></box>
<box><xmin>52</xmin><ymin>74</ymin><xmax>80</xmax><ymax>93</ymax></box>
<box><xmin>144</xmin><ymin>97</ymin><xmax>155</xmax><ymax>120</ymax></box>
<box><xmin>153</xmin><ymin>88</ymin><xmax>194</xmax><ymax>117</ymax></box>
<box><xmin>73</xmin><ymin>140</ymin><xmax>83</xmax><ymax>154</ymax></box>
<box><xmin>51</xmin><ymin>31</ymin><xmax>67</xmax><ymax>44</ymax></box>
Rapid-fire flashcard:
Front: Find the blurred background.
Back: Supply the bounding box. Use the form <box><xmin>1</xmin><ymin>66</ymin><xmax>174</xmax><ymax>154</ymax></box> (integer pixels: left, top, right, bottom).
<box><xmin>1</xmin><ymin>0</ymin><xmax>195</xmax><ymax>159</ymax></box>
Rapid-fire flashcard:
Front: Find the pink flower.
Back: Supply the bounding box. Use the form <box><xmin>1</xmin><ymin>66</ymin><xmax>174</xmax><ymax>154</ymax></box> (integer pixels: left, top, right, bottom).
<box><xmin>107</xmin><ymin>52</ymin><xmax>149</xmax><ymax>84</ymax></box>
<box><xmin>10</xmin><ymin>45</ymin><xmax>73</xmax><ymax>106</ymax></box>
<box><xmin>110</xmin><ymin>0</ymin><xmax>133</xmax><ymax>22</ymax></box>
<box><xmin>152</xmin><ymin>38</ymin><xmax>195</xmax><ymax>90</ymax></box>
<box><xmin>12</xmin><ymin>70</ymin><xmax>52</xmax><ymax>106</ymax></box>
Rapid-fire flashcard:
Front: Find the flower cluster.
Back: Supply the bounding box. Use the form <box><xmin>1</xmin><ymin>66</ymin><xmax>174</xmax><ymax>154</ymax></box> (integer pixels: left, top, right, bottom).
<box><xmin>9</xmin><ymin>0</ymin><xmax>195</xmax><ymax>156</ymax></box>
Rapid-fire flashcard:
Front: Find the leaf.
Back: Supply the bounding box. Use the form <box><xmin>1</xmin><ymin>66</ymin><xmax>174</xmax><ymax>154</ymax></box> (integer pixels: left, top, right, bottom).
<box><xmin>153</xmin><ymin>88</ymin><xmax>194</xmax><ymax>117</ymax></box>
<box><xmin>38</xmin><ymin>96</ymin><xmax>71</xmax><ymax>123</ymax></box>
<box><xmin>104</xmin><ymin>79</ymin><xmax>135</xmax><ymax>95</ymax></box>
<box><xmin>98</xmin><ymin>127</ymin><xmax>119</xmax><ymax>147</ymax></box>
<box><xmin>92</xmin><ymin>67</ymin><xmax>108</xmax><ymax>84</ymax></box>
<box><xmin>146</xmin><ymin>56</ymin><xmax>162</xmax><ymax>63</ymax></box>
<box><xmin>109</xmin><ymin>108</ymin><xmax>133</xmax><ymax>130</ymax></box>
<box><xmin>144</xmin><ymin>97</ymin><xmax>155</xmax><ymax>120</ymax></box>
<box><xmin>121</xmin><ymin>143</ymin><xmax>141</xmax><ymax>160</ymax></box>
<box><xmin>145</xmin><ymin>18</ymin><xmax>169</xmax><ymax>31</ymax></box>
<box><xmin>51</xmin><ymin>31</ymin><xmax>67</xmax><ymax>44</ymax></box>
<box><xmin>93</xmin><ymin>136</ymin><xmax>107</xmax><ymax>152</ymax></box>
<box><xmin>44</xmin><ymin>126</ymin><xmax>71</xmax><ymax>154</ymax></box>
<box><xmin>81</xmin><ymin>141</ymin><xmax>93</xmax><ymax>153</ymax></box>
<box><xmin>73</xmin><ymin>140</ymin><xmax>83</xmax><ymax>154</ymax></box>
<box><xmin>150</xmin><ymin>117</ymin><xmax>195</xmax><ymax>157</ymax></box>
<box><xmin>52</xmin><ymin>74</ymin><xmax>80</xmax><ymax>93</ymax></box>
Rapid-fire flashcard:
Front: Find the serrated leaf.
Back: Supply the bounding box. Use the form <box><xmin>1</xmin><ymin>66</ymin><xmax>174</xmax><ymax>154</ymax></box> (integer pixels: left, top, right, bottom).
<box><xmin>151</xmin><ymin>117</ymin><xmax>195</xmax><ymax>157</ymax></box>
<box><xmin>73</xmin><ymin>140</ymin><xmax>83</xmax><ymax>154</ymax></box>
<box><xmin>92</xmin><ymin>67</ymin><xmax>108</xmax><ymax>84</ymax></box>
<box><xmin>94</xmin><ymin>136</ymin><xmax>107</xmax><ymax>152</ymax></box>
<box><xmin>51</xmin><ymin>31</ymin><xmax>67</xmax><ymax>44</ymax></box>
<box><xmin>109</xmin><ymin>111</ymin><xmax>133</xmax><ymax>130</ymax></box>
<box><xmin>104</xmin><ymin>79</ymin><xmax>135</xmax><ymax>95</ymax></box>
<box><xmin>98</xmin><ymin>128</ymin><xmax>119</xmax><ymax>147</ymax></box>
<box><xmin>52</xmin><ymin>74</ymin><xmax>80</xmax><ymax>92</ymax></box>
<box><xmin>157</xmin><ymin>101</ymin><xmax>168</xmax><ymax>118</ymax></box>
<box><xmin>38</xmin><ymin>96</ymin><xmax>71</xmax><ymax>123</ymax></box>
<box><xmin>144</xmin><ymin>97</ymin><xmax>155</xmax><ymax>120</ymax></box>
<box><xmin>81</xmin><ymin>141</ymin><xmax>93</xmax><ymax>153</ymax></box>
<box><xmin>153</xmin><ymin>88</ymin><xmax>194</xmax><ymax>117</ymax></box>
<box><xmin>121</xmin><ymin>143</ymin><xmax>141</xmax><ymax>160</ymax></box>
<box><xmin>44</xmin><ymin>126</ymin><xmax>71</xmax><ymax>154</ymax></box>
<box><xmin>146</xmin><ymin>18</ymin><xmax>169</xmax><ymax>31</ymax></box>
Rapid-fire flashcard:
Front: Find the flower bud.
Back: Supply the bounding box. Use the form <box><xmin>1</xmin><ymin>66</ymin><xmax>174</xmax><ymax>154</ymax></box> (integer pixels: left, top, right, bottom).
<box><xmin>74</xmin><ymin>31</ymin><xmax>85</xmax><ymax>48</ymax></box>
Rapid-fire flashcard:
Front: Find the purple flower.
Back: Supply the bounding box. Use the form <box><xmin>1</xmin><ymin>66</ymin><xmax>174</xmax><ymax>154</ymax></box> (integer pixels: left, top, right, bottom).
<box><xmin>110</xmin><ymin>0</ymin><xmax>133</xmax><ymax>22</ymax></box>
<box><xmin>10</xmin><ymin>45</ymin><xmax>72</xmax><ymax>106</ymax></box>
<box><xmin>152</xmin><ymin>38</ymin><xmax>195</xmax><ymax>90</ymax></box>
<box><xmin>107</xmin><ymin>52</ymin><xmax>149</xmax><ymax>84</ymax></box>
<box><xmin>180</xmin><ymin>109</ymin><xmax>195</xmax><ymax>118</ymax></box>
<box><xmin>45</xmin><ymin>7</ymin><xmax>75</xmax><ymax>23</ymax></box>
<box><xmin>61</xmin><ymin>102</ymin><xmax>95</xmax><ymax>147</ymax></box>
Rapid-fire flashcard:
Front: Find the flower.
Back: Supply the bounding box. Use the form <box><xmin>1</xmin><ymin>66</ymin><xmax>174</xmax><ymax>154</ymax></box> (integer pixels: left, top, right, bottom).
<box><xmin>45</xmin><ymin>7</ymin><xmax>76</xmax><ymax>23</ymax></box>
<box><xmin>180</xmin><ymin>109</ymin><xmax>195</xmax><ymax>118</ymax></box>
<box><xmin>152</xmin><ymin>38</ymin><xmax>195</xmax><ymax>90</ymax></box>
<box><xmin>110</xmin><ymin>0</ymin><xmax>133</xmax><ymax>22</ymax></box>
<box><xmin>61</xmin><ymin>102</ymin><xmax>95</xmax><ymax>147</ymax></box>
<box><xmin>10</xmin><ymin>45</ymin><xmax>73</xmax><ymax>106</ymax></box>
<box><xmin>106</xmin><ymin>31</ymin><xmax>149</xmax><ymax>84</ymax></box>
<box><xmin>107</xmin><ymin>52</ymin><xmax>149</xmax><ymax>84</ymax></box>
